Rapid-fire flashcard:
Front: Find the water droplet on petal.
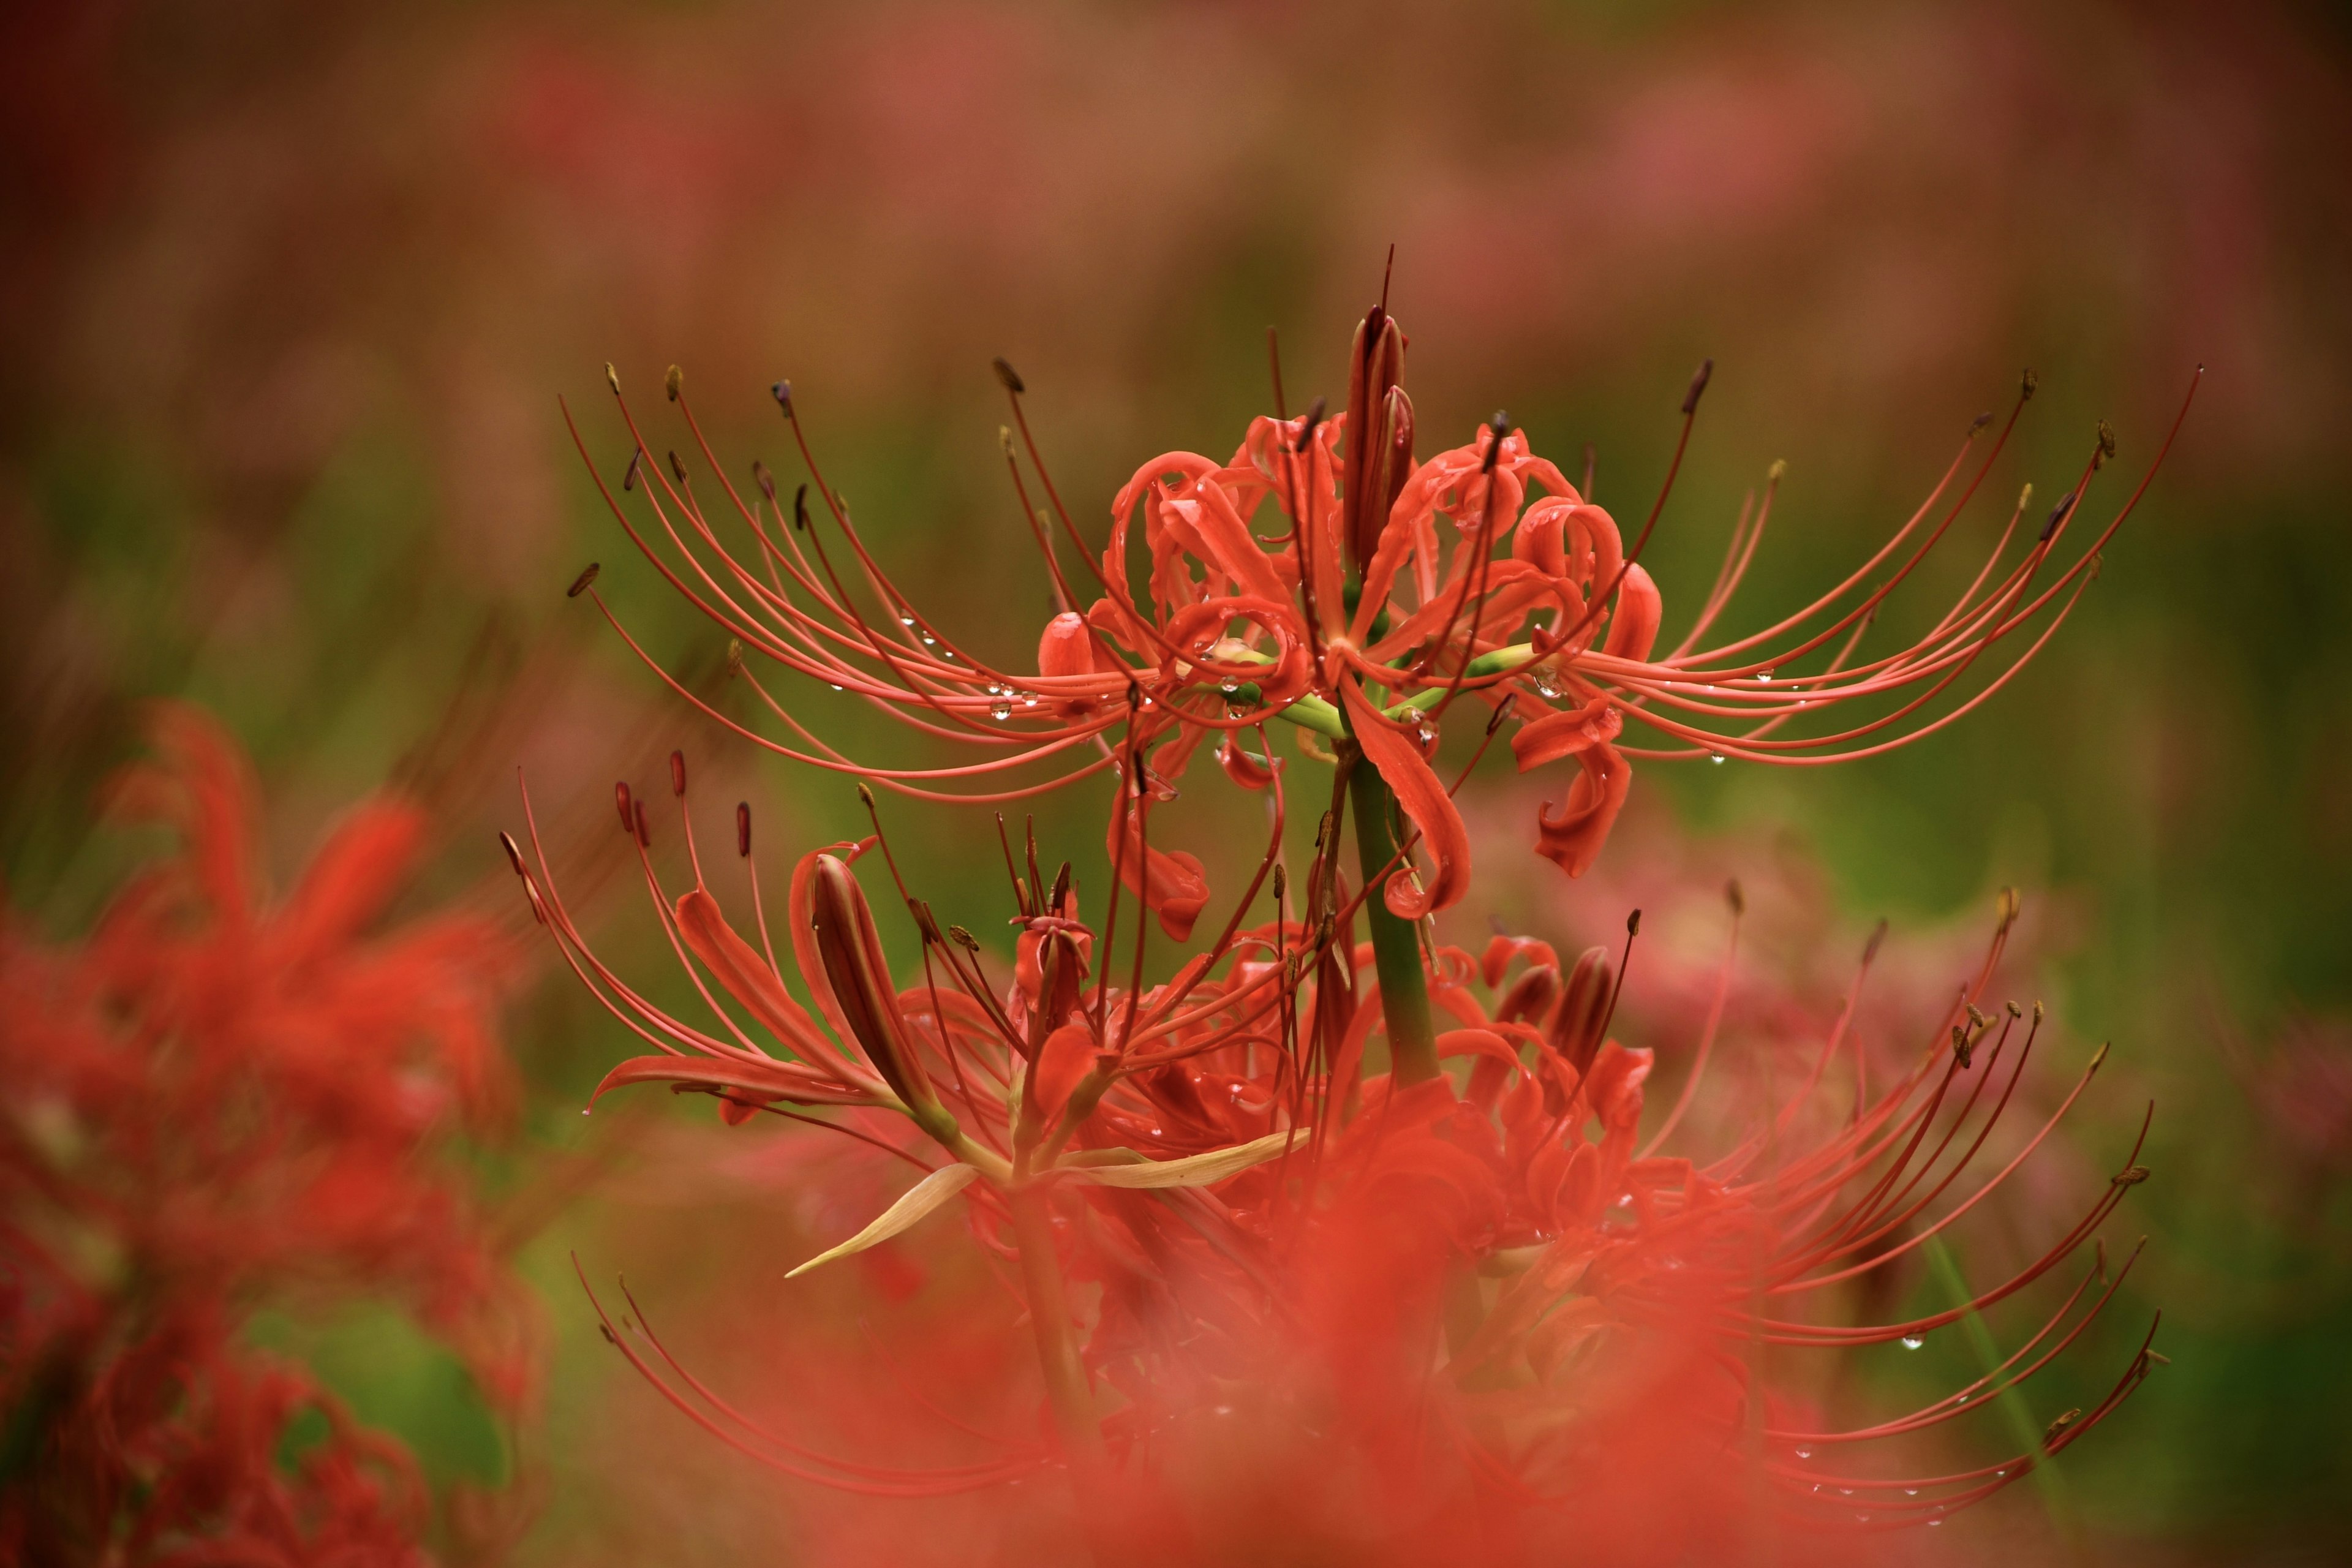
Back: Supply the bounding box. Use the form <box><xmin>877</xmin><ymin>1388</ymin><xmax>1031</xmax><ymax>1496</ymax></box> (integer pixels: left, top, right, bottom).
<box><xmin>1708</xmin><ymin>752</ymin><xmax>1727</xmax><ymax>764</ymax></box>
<box><xmin>1758</xmin><ymin>668</ymin><xmax>1774</xmax><ymax>684</ymax></box>
<box><xmin>1022</xmin><ymin>693</ymin><xmax>1041</xmax><ymax>707</ymax></box>
<box><xmin>1928</xmin><ymin>1519</ymin><xmax>1943</xmax><ymax>1528</ymax></box>
<box><xmin>990</xmin><ymin>701</ymin><xmax>1012</xmax><ymax>722</ymax></box>
<box><xmin>1219</xmin><ymin>677</ymin><xmax>1239</xmax><ymax>694</ymax></box>
<box><xmin>1901</xmin><ymin>1334</ymin><xmax>1925</xmax><ymax>1350</ymax></box>
<box><xmin>1795</xmin><ymin>1447</ymin><xmax>1812</xmax><ymax>1460</ymax></box>
<box><xmin>1904</xmin><ymin>1488</ymin><xmax>1918</xmax><ymax>1497</ymax></box>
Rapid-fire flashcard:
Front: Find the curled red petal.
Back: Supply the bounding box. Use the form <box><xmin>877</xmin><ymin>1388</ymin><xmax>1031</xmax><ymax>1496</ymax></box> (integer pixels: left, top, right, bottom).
<box><xmin>1534</xmin><ymin>738</ymin><xmax>1633</xmax><ymax>880</ymax></box>
<box><xmin>1602</xmin><ymin>562</ymin><xmax>1663</xmax><ymax>663</ymax></box>
<box><xmin>1510</xmin><ymin>695</ymin><xmax>1624</xmax><ymax>773</ymax></box>
<box><xmin>676</xmin><ymin>888</ymin><xmax>829</xmax><ymax>1059</ymax></box>
<box><xmin>1342</xmin><ymin>683</ymin><xmax>1470</xmax><ymax>919</ymax></box>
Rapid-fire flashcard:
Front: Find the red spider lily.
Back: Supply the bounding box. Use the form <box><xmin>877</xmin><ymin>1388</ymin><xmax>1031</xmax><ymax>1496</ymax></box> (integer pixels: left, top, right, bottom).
<box><xmin>0</xmin><ymin>706</ymin><xmax>532</xmax><ymax>1563</ymax></box>
<box><xmin>514</xmin><ymin>736</ymin><xmax>2158</xmax><ymax>1561</ymax></box>
<box><xmin>558</xmin><ymin>314</ymin><xmax>2198</xmax><ymax>940</ymax></box>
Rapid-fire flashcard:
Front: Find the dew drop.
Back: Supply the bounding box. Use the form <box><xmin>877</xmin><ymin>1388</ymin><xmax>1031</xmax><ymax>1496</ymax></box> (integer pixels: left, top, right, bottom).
<box><xmin>1022</xmin><ymin>693</ymin><xmax>1041</xmax><ymax>708</ymax></box>
<box><xmin>1994</xmin><ymin>1468</ymin><xmax>2006</xmax><ymax>1479</ymax></box>
<box><xmin>1904</xmin><ymin>1488</ymin><xmax>1918</xmax><ymax>1497</ymax></box>
<box><xmin>897</xmin><ymin>613</ymin><xmax>917</xmax><ymax>627</ymax></box>
<box><xmin>829</xmin><ymin>682</ymin><xmax>845</xmax><ymax>691</ymax></box>
<box><xmin>1708</xmin><ymin>752</ymin><xmax>1727</xmax><ymax>765</ymax></box>
<box><xmin>1758</xmin><ymin>668</ymin><xmax>1774</xmax><ymax>684</ymax></box>
<box><xmin>581</xmin><ymin>1107</ymin><xmax>592</xmax><ymax>1117</ymax></box>
<box><xmin>1901</xmin><ymin>1334</ymin><xmax>1925</xmax><ymax>1351</ymax></box>
<box><xmin>1839</xmin><ymin>1488</ymin><xmax>1853</xmax><ymax>1497</ymax></box>
<box><xmin>1928</xmin><ymin>1519</ymin><xmax>1943</xmax><ymax>1528</ymax></box>
<box><xmin>1794</xmin><ymin>1447</ymin><xmax>1812</xmax><ymax>1460</ymax></box>
<box><xmin>1531</xmin><ymin>669</ymin><xmax>1562</xmax><ymax>699</ymax></box>
<box><xmin>990</xmin><ymin>701</ymin><xmax>1013</xmax><ymax>722</ymax></box>
<box><xmin>1219</xmin><ymin>677</ymin><xmax>1240</xmax><ymax>694</ymax></box>
<box><xmin>921</xmin><ymin>633</ymin><xmax>937</xmax><ymax>647</ymax></box>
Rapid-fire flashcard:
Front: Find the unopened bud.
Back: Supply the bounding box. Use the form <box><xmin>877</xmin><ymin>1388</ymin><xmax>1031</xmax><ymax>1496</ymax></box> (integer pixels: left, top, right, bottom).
<box><xmin>1551</xmin><ymin>945</ymin><xmax>1614</xmax><ymax>1074</ymax></box>
<box><xmin>810</xmin><ymin>854</ymin><xmax>937</xmax><ymax>1114</ymax></box>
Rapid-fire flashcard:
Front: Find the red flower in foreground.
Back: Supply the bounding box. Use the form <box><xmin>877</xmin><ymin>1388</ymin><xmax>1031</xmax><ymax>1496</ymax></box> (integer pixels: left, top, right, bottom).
<box><xmin>511</xmin><ymin>754</ymin><xmax>2159</xmax><ymax>1563</ymax></box>
<box><xmin>1</xmin><ymin>707</ymin><xmax>532</xmax><ymax>1564</ymax></box>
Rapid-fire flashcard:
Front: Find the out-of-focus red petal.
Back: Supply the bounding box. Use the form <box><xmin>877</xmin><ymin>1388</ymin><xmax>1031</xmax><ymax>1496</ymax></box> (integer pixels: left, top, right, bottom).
<box><xmin>1031</xmin><ymin>1021</ymin><xmax>1096</xmax><ymax>1126</ymax></box>
<box><xmin>1107</xmin><ymin>786</ymin><xmax>1211</xmax><ymax>943</ymax></box>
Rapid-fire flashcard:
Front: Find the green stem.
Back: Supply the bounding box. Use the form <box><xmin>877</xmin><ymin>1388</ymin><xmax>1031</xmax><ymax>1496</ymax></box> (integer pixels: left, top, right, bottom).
<box><xmin>1348</xmin><ymin>757</ymin><xmax>1439</xmax><ymax>1085</ymax></box>
<box><xmin>1924</xmin><ymin>1237</ymin><xmax>2079</xmax><ymax>1548</ymax></box>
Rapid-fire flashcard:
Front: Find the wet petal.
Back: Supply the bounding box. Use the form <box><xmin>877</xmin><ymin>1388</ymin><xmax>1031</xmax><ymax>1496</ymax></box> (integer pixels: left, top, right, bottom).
<box><xmin>1343</xmin><ymin>684</ymin><xmax>1471</xmax><ymax>919</ymax></box>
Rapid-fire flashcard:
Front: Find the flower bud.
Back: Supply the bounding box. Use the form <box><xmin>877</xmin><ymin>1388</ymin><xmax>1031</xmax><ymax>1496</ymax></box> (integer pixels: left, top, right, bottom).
<box><xmin>809</xmin><ymin>854</ymin><xmax>940</xmax><ymax>1120</ymax></box>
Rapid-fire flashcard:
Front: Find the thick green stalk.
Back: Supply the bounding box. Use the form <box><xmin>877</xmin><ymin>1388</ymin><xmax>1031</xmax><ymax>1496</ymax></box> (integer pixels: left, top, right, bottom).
<box><xmin>1348</xmin><ymin>757</ymin><xmax>1439</xmax><ymax>1085</ymax></box>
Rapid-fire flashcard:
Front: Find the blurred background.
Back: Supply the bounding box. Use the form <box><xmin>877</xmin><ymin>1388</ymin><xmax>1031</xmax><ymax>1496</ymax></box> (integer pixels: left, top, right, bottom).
<box><xmin>4</xmin><ymin>1</ymin><xmax>2348</xmax><ymax>1562</ymax></box>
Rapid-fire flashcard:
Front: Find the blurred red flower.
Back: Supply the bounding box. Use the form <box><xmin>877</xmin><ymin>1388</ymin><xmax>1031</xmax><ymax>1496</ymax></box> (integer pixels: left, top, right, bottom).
<box><xmin>1</xmin><ymin>706</ymin><xmax>532</xmax><ymax>1564</ymax></box>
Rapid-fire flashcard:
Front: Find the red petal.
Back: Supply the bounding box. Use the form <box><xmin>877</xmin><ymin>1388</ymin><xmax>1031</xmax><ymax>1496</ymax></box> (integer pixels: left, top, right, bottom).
<box><xmin>1031</xmin><ymin>1021</ymin><xmax>1096</xmax><ymax>1126</ymax></box>
<box><xmin>1602</xmin><ymin>562</ymin><xmax>1662</xmax><ymax>663</ymax></box>
<box><xmin>1107</xmin><ymin>786</ymin><xmax>1210</xmax><ymax>943</ymax></box>
<box><xmin>676</xmin><ymin>888</ymin><xmax>827</xmax><ymax>1055</ymax></box>
<box><xmin>1342</xmin><ymin>684</ymin><xmax>1470</xmax><ymax>919</ymax></box>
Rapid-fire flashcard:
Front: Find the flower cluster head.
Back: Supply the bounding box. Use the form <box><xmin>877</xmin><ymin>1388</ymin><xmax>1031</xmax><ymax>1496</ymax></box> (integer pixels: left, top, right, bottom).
<box><xmin>1</xmin><ymin>707</ymin><xmax>532</xmax><ymax>1564</ymax></box>
<box><xmin>522</xmin><ymin>305</ymin><xmax>2195</xmax><ymax>1562</ymax></box>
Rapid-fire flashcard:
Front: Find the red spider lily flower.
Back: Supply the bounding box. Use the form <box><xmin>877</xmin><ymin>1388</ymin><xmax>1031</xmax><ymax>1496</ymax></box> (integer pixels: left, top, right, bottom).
<box><xmin>0</xmin><ymin>706</ymin><xmax>533</xmax><ymax>1562</ymax></box>
<box><xmin>558</xmin><ymin>322</ymin><xmax>2197</xmax><ymax>943</ymax></box>
<box><xmin>518</xmin><ymin>735</ymin><xmax>2158</xmax><ymax>1561</ymax></box>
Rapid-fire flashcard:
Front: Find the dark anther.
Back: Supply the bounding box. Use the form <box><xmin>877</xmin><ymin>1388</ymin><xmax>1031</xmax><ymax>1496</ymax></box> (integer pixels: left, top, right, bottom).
<box><xmin>736</xmin><ymin>802</ymin><xmax>752</xmax><ymax>858</ymax></box>
<box><xmin>771</xmin><ymin>380</ymin><xmax>793</xmax><ymax>415</ymax></box>
<box><xmin>948</xmin><ymin>924</ymin><xmax>980</xmax><ymax>951</ymax></box>
<box><xmin>1863</xmin><ymin>918</ymin><xmax>1889</xmax><ymax>965</ymax></box>
<box><xmin>2042</xmin><ymin>1409</ymin><xmax>2081</xmax><ymax>1448</ymax></box>
<box><xmin>669</xmin><ymin>750</ymin><xmax>687</xmax><ymax>797</ymax></box>
<box><xmin>1272</xmin><ymin>864</ymin><xmax>1287</xmax><ymax>902</ymax></box>
<box><xmin>499</xmin><ymin>831</ymin><xmax>527</xmax><ymax>876</ymax></box>
<box><xmin>1480</xmin><ymin>411</ymin><xmax>1510</xmax><ymax>475</ymax></box>
<box><xmin>992</xmin><ymin>356</ymin><xmax>1026</xmax><ymax>395</ymax></box>
<box><xmin>567</xmin><ymin>562</ymin><xmax>601</xmax><ymax>597</ymax></box>
<box><xmin>1049</xmin><ymin>861</ymin><xmax>1072</xmax><ymax>913</ymax></box>
<box><xmin>2040</xmin><ymin>490</ymin><xmax>2076</xmax><ymax>543</ymax></box>
<box><xmin>856</xmin><ymin>781</ymin><xmax>876</xmax><ymax>810</ymax></box>
<box><xmin>1680</xmin><ymin>358</ymin><xmax>1714</xmax><ymax>417</ymax></box>
<box><xmin>753</xmin><ymin>460</ymin><xmax>777</xmax><ymax>502</ymax></box>
<box><xmin>614</xmin><ymin>782</ymin><xmax>635</xmax><ymax>834</ymax></box>
<box><xmin>2006</xmin><ymin>1000</ymin><xmax>2023</xmax><ymax>1019</ymax></box>
<box><xmin>793</xmin><ymin>484</ymin><xmax>810</xmax><ymax>532</ymax></box>
<box><xmin>2096</xmin><ymin>419</ymin><xmax>2117</xmax><ymax>462</ymax></box>
<box><xmin>1969</xmin><ymin>410</ymin><xmax>1994</xmax><ymax>434</ymax></box>
<box><xmin>600</xmin><ymin>1323</ymin><xmax>618</xmax><ymax>1344</ymax></box>
<box><xmin>665</xmin><ymin>364</ymin><xmax>683</xmax><ymax>401</ymax></box>
<box><xmin>2112</xmin><ymin>1164</ymin><xmax>2150</xmax><ymax>1187</ymax></box>
<box><xmin>2021</xmin><ymin>368</ymin><xmax>2040</xmax><ymax>401</ymax></box>
<box><xmin>621</xmin><ymin>450</ymin><xmax>642</xmax><ymax>492</ymax></box>
<box><xmin>668</xmin><ymin>450</ymin><xmax>688</xmax><ymax>484</ymax></box>
<box><xmin>1725</xmin><ymin>878</ymin><xmax>1746</xmax><ymax>917</ymax></box>
<box><xmin>1295</xmin><ymin>396</ymin><xmax>1327</xmax><ymax>453</ymax></box>
<box><xmin>1951</xmin><ymin>1025</ymin><xmax>1974</xmax><ymax>1069</ymax></box>
<box><xmin>604</xmin><ymin>363</ymin><xmax>620</xmax><ymax>396</ymax></box>
<box><xmin>1626</xmin><ymin>908</ymin><xmax>1642</xmax><ymax>937</ymax></box>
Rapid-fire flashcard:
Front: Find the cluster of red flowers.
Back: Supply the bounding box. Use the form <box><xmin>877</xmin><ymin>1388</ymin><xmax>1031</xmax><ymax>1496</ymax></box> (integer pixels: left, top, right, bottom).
<box><xmin>519</xmin><ymin>307</ymin><xmax>2194</xmax><ymax>1562</ymax></box>
<box><xmin>1</xmin><ymin>708</ymin><xmax>531</xmax><ymax>1566</ymax></box>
